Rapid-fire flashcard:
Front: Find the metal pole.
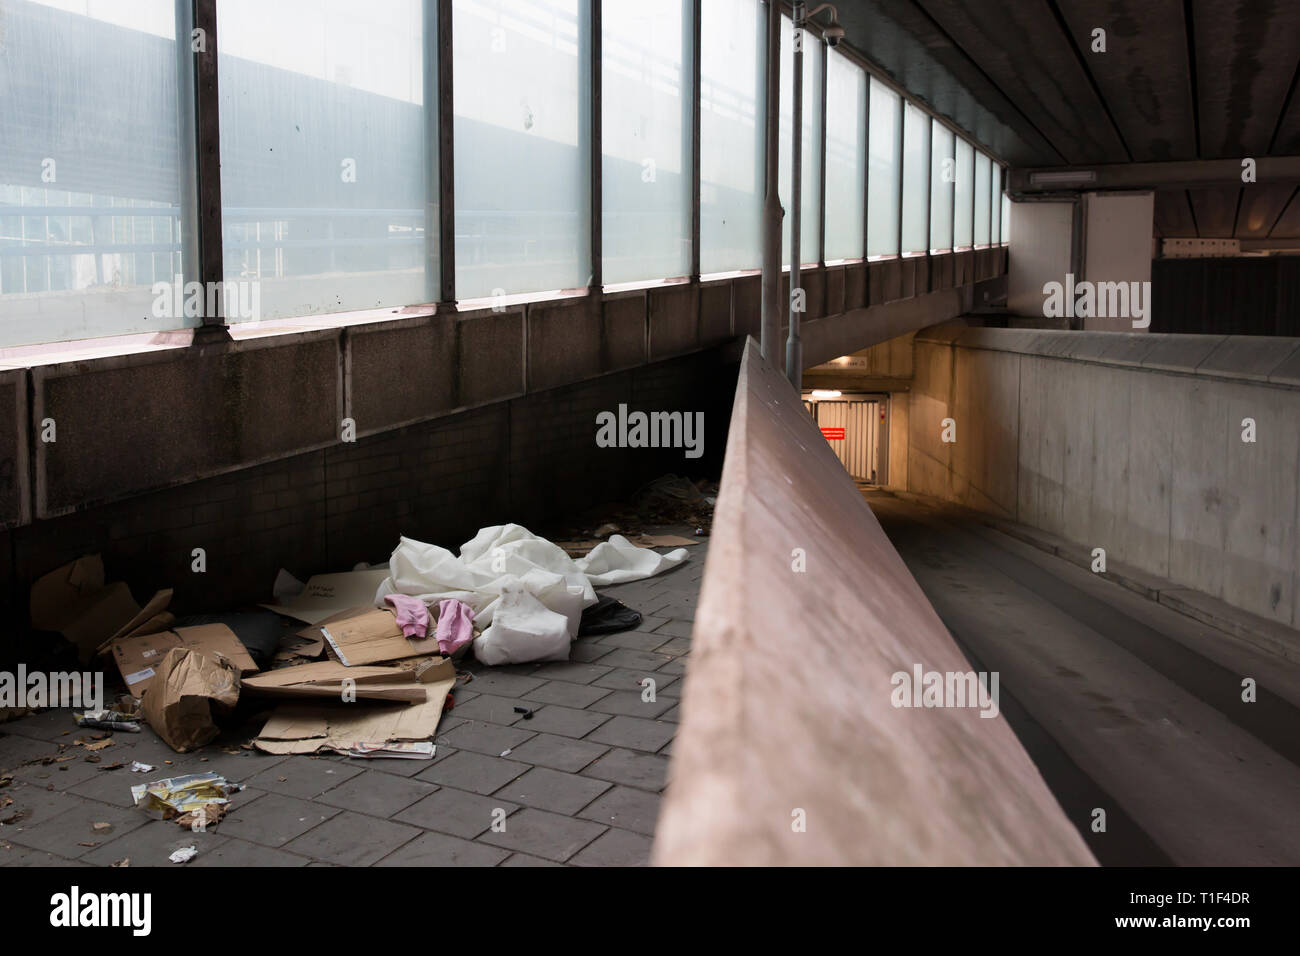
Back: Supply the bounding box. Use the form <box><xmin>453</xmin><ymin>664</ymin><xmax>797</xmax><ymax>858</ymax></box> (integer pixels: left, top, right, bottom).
<box><xmin>786</xmin><ymin>1</ymin><xmax>804</xmax><ymax>388</ymax></box>
<box><xmin>760</xmin><ymin>0</ymin><xmax>782</xmax><ymax>364</ymax></box>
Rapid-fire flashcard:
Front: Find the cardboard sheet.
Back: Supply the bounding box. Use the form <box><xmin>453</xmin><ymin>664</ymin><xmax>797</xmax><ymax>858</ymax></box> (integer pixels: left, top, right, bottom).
<box><xmin>253</xmin><ymin>657</ymin><xmax>455</xmax><ymax>757</ymax></box>
<box><xmin>241</xmin><ymin>661</ymin><xmax>427</xmax><ymax>702</ymax></box>
<box><xmin>318</xmin><ymin>607</ymin><xmax>440</xmax><ymax>666</ymax></box>
<box><xmin>31</xmin><ymin>555</ymin><xmax>173</xmax><ymax>662</ymax></box>
<box><xmin>258</xmin><ymin>569</ymin><xmax>390</xmax><ymax>625</ymax></box>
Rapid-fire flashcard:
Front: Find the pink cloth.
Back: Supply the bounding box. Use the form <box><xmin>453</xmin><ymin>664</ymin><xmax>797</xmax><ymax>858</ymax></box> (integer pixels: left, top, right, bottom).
<box><xmin>384</xmin><ymin>593</ymin><xmax>430</xmax><ymax>639</ymax></box>
<box><xmin>435</xmin><ymin>599</ymin><xmax>475</xmax><ymax>655</ymax></box>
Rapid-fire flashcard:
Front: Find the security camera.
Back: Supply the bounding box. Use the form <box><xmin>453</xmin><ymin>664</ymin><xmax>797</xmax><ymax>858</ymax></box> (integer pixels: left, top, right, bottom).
<box><xmin>824</xmin><ymin>24</ymin><xmax>845</xmax><ymax>47</ymax></box>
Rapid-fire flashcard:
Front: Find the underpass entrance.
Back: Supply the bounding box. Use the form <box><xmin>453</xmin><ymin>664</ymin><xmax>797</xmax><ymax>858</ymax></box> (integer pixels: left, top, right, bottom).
<box><xmin>802</xmin><ymin>391</ymin><xmax>889</xmax><ymax>484</ymax></box>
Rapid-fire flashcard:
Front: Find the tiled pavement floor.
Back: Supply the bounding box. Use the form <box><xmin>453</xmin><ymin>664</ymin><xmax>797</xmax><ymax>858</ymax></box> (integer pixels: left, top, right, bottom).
<box><xmin>0</xmin><ymin>540</ymin><xmax>704</xmax><ymax>867</ymax></box>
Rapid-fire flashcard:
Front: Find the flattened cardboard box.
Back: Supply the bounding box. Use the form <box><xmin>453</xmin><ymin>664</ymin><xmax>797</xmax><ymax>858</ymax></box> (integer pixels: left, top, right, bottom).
<box><xmin>241</xmin><ymin>661</ymin><xmax>426</xmax><ymax>702</ymax></box>
<box><xmin>111</xmin><ymin>624</ymin><xmax>258</xmax><ymax>696</ymax></box>
<box><xmin>316</xmin><ymin>607</ymin><xmax>440</xmax><ymax>666</ymax></box>
<box><xmin>253</xmin><ymin>657</ymin><xmax>456</xmax><ymax>756</ymax></box>
<box><xmin>258</xmin><ymin>569</ymin><xmax>391</xmax><ymax>625</ymax></box>
<box><xmin>30</xmin><ymin>554</ymin><xmax>173</xmax><ymax>662</ymax></box>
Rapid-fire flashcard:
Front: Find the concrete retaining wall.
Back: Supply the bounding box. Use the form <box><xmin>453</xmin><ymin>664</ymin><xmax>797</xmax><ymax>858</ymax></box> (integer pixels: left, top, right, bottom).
<box><xmin>907</xmin><ymin>327</ymin><xmax>1300</xmax><ymax>628</ymax></box>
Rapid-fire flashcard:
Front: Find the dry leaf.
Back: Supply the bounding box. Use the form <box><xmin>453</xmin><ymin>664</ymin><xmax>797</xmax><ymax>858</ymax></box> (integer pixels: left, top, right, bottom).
<box><xmin>84</xmin><ymin>739</ymin><xmax>114</xmax><ymax>752</ymax></box>
<box><xmin>92</xmin><ymin>822</ymin><xmax>113</xmax><ymax>833</ymax></box>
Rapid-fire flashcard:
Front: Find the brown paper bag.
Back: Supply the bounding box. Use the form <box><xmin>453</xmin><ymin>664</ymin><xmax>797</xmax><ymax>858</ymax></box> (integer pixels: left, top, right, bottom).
<box><xmin>140</xmin><ymin>647</ymin><xmax>240</xmax><ymax>753</ymax></box>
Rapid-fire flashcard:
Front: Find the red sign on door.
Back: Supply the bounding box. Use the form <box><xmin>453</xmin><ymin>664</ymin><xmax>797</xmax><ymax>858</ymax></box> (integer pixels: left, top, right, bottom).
<box><xmin>820</xmin><ymin>427</ymin><xmax>846</xmax><ymax>441</ymax></box>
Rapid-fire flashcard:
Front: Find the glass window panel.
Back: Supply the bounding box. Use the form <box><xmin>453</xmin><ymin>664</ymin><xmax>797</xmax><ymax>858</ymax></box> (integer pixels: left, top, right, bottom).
<box><xmin>866</xmin><ymin>77</ymin><xmax>900</xmax><ymax>257</ymax></box>
<box><xmin>953</xmin><ymin>138</ymin><xmax>973</xmax><ymax>248</ymax></box>
<box><xmin>900</xmin><ymin>102</ymin><xmax>929</xmax><ymax>254</ymax></box>
<box><xmin>218</xmin><ymin>0</ymin><xmax>428</xmax><ymax>322</ymax></box>
<box><xmin>929</xmin><ymin>120</ymin><xmax>954</xmax><ymax>252</ymax></box>
<box><xmin>974</xmin><ymin>150</ymin><xmax>991</xmax><ymax>246</ymax></box>
<box><xmin>0</xmin><ymin>0</ymin><xmax>185</xmax><ymax>346</ymax></box>
<box><xmin>1001</xmin><ymin>193</ymin><xmax>1010</xmax><ymax>244</ymax></box>
<box><xmin>602</xmin><ymin>0</ymin><xmax>690</xmax><ymax>284</ymax></box>
<box><xmin>700</xmin><ymin>0</ymin><xmax>764</xmax><ymax>275</ymax></box>
<box><xmin>778</xmin><ymin>16</ymin><xmax>822</xmax><ymax>266</ymax></box>
<box><xmin>454</xmin><ymin>0</ymin><xmax>588</xmax><ymax>300</ymax></box>
<box><xmin>823</xmin><ymin>49</ymin><xmax>865</xmax><ymax>261</ymax></box>
<box><xmin>990</xmin><ymin>161</ymin><xmax>1001</xmax><ymax>244</ymax></box>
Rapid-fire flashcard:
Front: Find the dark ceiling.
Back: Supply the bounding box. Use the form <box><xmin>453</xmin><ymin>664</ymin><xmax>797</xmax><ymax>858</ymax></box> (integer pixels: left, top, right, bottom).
<box><xmin>836</xmin><ymin>0</ymin><xmax>1300</xmax><ymax>167</ymax></box>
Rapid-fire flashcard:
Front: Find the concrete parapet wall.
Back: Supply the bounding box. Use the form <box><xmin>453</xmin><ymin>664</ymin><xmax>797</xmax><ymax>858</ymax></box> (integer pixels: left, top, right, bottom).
<box><xmin>908</xmin><ymin>326</ymin><xmax>1300</xmax><ymax>628</ymax></box>
<box><xmin>654</xmin><ymin>338</ymin><xmax>1094</xmax><ymax>866</ymax></box>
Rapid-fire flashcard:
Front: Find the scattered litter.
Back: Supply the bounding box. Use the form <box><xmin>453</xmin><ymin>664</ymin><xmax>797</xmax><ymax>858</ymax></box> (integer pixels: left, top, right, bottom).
<box><xmin>131</xmin><ymin>762</ymin><xmax>154</xmax><ymax>773</ymax></box>
<box><xmin>594</xmin><ymin>522</ymin><xmax>620</xmax><ymax>537</ymax></box>
<box><xmin>131</xmin><ymin>772</ymin><xmax>241</xmax><ymax>821</ymax></box>
<box><xmin>579</xmin><ymin>596</ymin><xmax>642</xmax><ymax>636</ymax></box>
<box><xmin>474</xmin><ymin>584</ymin><xmax>569</xmax><ymax>666</ymax></box>
<box><xmin>169</xmin><ymin>846</ymin><xmax>198</xmax><ymax>864</ymax></box>
<box><xmin>75</xmin><ymin>710</ymin><xmax>141</xmax><ymax>733</ymax></box>
<box><xmin>513</xmin><ymin>706</ymin><xmax>534</xmax><ymax>720</ymax></box>
<box><xmin>111</xmin><ymin>857</ymin><xmax>130</xmax><ymax>867</ymax></box>
<box><xmin>500</xmin><ymin>749</ymin><xmax>512</xmax><ymax>757</ymax></box>
<box><xmin>92</xmin><ymin>822</ymin><xmax>113</xmax><ymax>833</ymax></box>
<box><xmin>345</xmin><ymin>742</ymin><xmax>436</xmax><ymax>759</ymax></box>
<box><xmin>175</xmin><ymin>803</ymin><xmax>227</xmax><ymax>829</ymax></box>
<box><xmin>83</xmin><ymin>738</ymin><xmax>114</xmax><ymax>752</ymax></box>
<box><xmin>78</xmin><ymin>841</ymin><xmax>97</xmax><ymax>847</ymax></box>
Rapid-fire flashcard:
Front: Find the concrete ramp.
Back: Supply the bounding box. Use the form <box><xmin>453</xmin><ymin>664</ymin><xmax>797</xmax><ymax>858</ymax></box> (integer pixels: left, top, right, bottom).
<box><xmin>654</xmin><ymin>338</ymin><xmax>1095</xmax><ymax>865</ymax></box>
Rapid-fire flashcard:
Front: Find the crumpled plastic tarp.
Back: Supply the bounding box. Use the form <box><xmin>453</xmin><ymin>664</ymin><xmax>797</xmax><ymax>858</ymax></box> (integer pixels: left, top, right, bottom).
<box><xmin>374</xmin><ymin>524</ymin><xmax>688</xmax><ymax>664</ymax></box>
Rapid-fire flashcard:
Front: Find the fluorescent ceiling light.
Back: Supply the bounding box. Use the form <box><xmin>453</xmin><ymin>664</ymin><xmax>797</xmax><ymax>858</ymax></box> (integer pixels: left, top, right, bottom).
<box><xmin>810</xmin><ymin>389</ymin><xmax>842</xmax><ymax>400</ymax></box>
<box><xmin>1028</xmin><ymin>170</ymin><xmax>1098</xmax><ymax>186</ymax></box>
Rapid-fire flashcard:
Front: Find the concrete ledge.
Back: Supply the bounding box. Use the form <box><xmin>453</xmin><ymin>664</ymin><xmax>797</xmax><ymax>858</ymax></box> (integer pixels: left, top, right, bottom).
<box><xmin>915</xmin><ymin>326</ymin><xmax>1300</xmax><ymax>388</ymax></box>
<box><xmin>0</xmin><ymin>369</ymin><xmax>29</xmax><ymax>527</ymax></box>
<box><xmin>458</xmin><ymin>309</ymin><xmax>525</xmax><ymax>406</ymax></box>
<box><xmin>348</xmin><ymin>315</ymin><xmax>456</xmax><ymax>436</ymax></box>
<box><xmin>34</xmin><ymin>332</ymin><xmax>342</xmax><ymax>517</ymax></box>
<box><xmin>654</xmin><ymin>337</ymin><xmax>1094</xmax><ymax>866</ymax></box>
<box><xmin>527</xmin><ymin>298</ymin><xmax>601</xmax><ymax>392</ymax></box>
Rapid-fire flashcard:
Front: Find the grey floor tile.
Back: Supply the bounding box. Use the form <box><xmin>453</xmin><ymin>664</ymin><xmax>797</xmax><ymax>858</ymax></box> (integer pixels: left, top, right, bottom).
<box><xmin>506</xmin><ymin>733</ymin><xmax>609</xmax><ymax>773</ymax></box>
<box><xmin>189</xmin><ymin>837</ymin><xmax>312</xmax><ymax>867</ymax></box>
<box><xmin>518</xmin><ymin>704</ymin><xmax>610</xmax><ymax>738</ymax></box>
<box><xmin>394</xmin><ymin>786</ymin><xmax>519</xmax><ymax>839</ymax></box>
<box><xmin>244</xmin><ymin>757</ymin><xmax>363</xmax><ymax>799</ymax></box>
<box><xmin>457</xmin><ymin>671</ymin><xmax>545</xmax><ymax>698</ymax></box>
<box><xmin>577</xmin><ymin>785</ymin><xmax>661</xmax><ymax>835</ymax></box>
<box><xmin>216</xmin><ymin>790</ymin><xmax>340</xmax><ymax>847</ymax></box>
<box><xmin>282</xmin><ymin>810</ymin><xmax>420</xmax><ymax>866</ymax></box>
<box><xmin>570</xmin><ymin>827</ymin><xmax>653</xmax><ymax>866</ymax></box>
<box><xmin>528</xmin><ymin>662</ymin><xmax>613</xmax><ymax>685</ymax></box>
<box><xmin>492</xmin><ymin>766</ymin><xmax>611</xmax><ymax>815</ymax></box>
<box><xmin>80</xmin><ymin>819</ymin><xmax>228</xmax><ymax>867</ymax></box>
<box><xmin>580</xmin><ymin>748</ymin><xmax>670</xmax><ymax>792</ymax></box>
<box><xmin>591</xmin><ymin>668</ymin><xmax>679</xmax><ymax>695</ymax></box>
<box><xmin>317</xmin><ymin>769</ymin><xmax>438</xmax><ymax>817</ymax></box>
<box><xmin>5</xmin><ymin>798</ymin><xmax>148</xmax><ymax>859</ymax></box>
<box><xmin>416</xmin><ymin>751</ymin><xmax>528</xmax><ymax>795</ymax></box>
<box><xmin>520</xmin><ymin>681</ymin><xmax>613</xmax><ymax>709</ymax></box>
<box><xmin>498</xmin><ymin>852</ymin><xmax>565</xmax><ymax>867</ymax></box>
<box><xmin>478</xmin><ymin>807</ymin><xmax>607</xmax><ymax>863</ymax></box>
<box><xmin>594</xmin><ymin>648</ymin><xmax>674</xmax><ymax>671</ymax></box>
<box><xmin>587</xmin><ymin>716</ymin><xmax>675</xmax><ymax>754</ymax></box>
<box><xmin>587</xmin><ymin>691</ymin><xmax>676</xmax><ymax>719</ymax></box>
<box><xmin>376</xmin><ymin>830</ymin><xmax>510</xmax><ymax>867</ymax></box>
<box><xmin>448</xmin><ymin>693</ymin><xmax>529</xmax><ymax>725</ymax></box>
<box><xmin>441</xmin><ymin>721</ymin><xmax>536</xmax><ymax>757</ymax></box>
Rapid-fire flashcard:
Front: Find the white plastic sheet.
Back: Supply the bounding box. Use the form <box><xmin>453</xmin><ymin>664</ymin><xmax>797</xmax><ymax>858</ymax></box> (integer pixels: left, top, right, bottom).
<box><xmin>374</xmin><ymin>524</ymin><xmax>689</xmax><ymax>664</ymax></box>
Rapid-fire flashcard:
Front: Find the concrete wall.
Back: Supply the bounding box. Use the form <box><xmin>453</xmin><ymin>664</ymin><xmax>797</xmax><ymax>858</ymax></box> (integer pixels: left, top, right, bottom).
<box><xmin>0</xmin><ymin>249</ymin><xmax>1005</xmax><ymax>627</ymax></box>
<box><xmin>1082</xmin><ymin>191</ymin><xmax>1155</xmax><ymax>332</ymax></box>
<box><xmin>654</xmin><ymin>339</ymin><xmax>1094</xmax><ymax>866</ymax></box>
<box><xmin>908</xmin><ymin>326</ymin><xmax>1300</xmax><ymax>628</ymax></box>
<box><xmin>1008</xmin><ymin>201</ymin><xmax>1073</xmax><ymax>317</ymax></box>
